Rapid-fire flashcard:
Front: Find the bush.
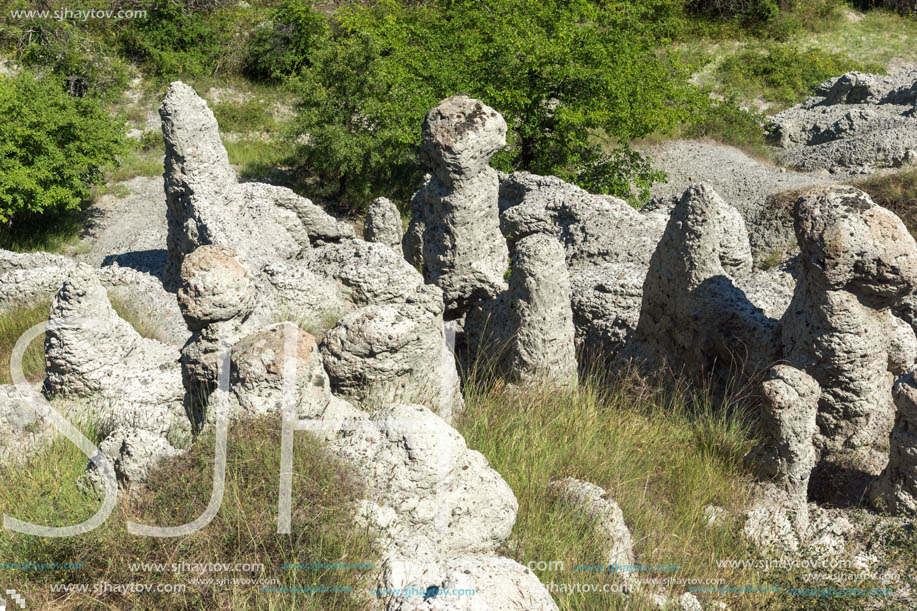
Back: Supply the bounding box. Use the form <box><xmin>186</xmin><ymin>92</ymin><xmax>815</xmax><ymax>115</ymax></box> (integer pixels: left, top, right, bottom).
<box><xmin>0</xmin><ymin>1</ymin><xmax>129</xmax><ymax>97</ymax></box>
<box><xmin>0</xmin><ymin>72</ymin><xmax>124</xmax><ymax>225</ymax></box>
<box><xmin>284</xmin><ymin>0</ymin><xmax>709</xmax><ymax>212</ymax></box>
<box><xmin>716</xmin><ymin>44</ymin><xmax>885</xmax><ymax>105</ymax></box>
<box><xmin>117</xmin><ymin>0</ymin><xmax>242</xmax><ymax>78</ymax></box>
<box><xmin>243</xmin><ymin>0</ymin><xmax>327</xmax><ymax>81</ymax></box>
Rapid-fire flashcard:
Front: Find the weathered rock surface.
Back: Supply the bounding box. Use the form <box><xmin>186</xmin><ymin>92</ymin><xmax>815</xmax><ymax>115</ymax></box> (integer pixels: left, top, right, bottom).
<box><xmin>229</xmin><ymin>322</ymin><xmax>332</xmax><ymax>420</ymax></box>
<box><xmin>746</xmin><ymin>365</ymin><xmax>821</xmax><ymax>501</ymax></box>
<box><xmin>159</xmin><ymin>81</ymin><xmax>352</xmax><ymax>328</ymax></box>
<box><xmin>497</xmin><ymin>172</ymin><xmax>668</xmax><ymax>357</ymax></box>
<box><xmin>320</xmin><ymin>285</ymin><xmax>463</xmax><ymax>422</ymax></box>
<box><xmin>328</xmin><ymin>402</ymin><xmax>517</xmax><ymax>557</ymax></box>
<box><xmin>364</xmin><ymin>197</ymin><xmax>403</xmax><ymax>251</ymax></box>
<box><xmin>550</xmin><ymin>478</ymin><xmax>634</xmax><ymax>567</ymax></box>
<box><xmin>79</xmin><ymin>427</ymin><xmax>181</xmax><ymax>495</ymax></box>
<box><xmin>644</xmin><ymin>140</ymin><xmax>831</xmax><ymax>261</ymax></box>
<box><xmin>408</xmin><ymin>96</ymin><xmax>509</xmax><ymax>318</ymax></box>
<box><xmin>466</xmin><ymin>233</ymin><xmax>577</xmax><ymax>387</ymax></box>
<box><xmin>44</xmin><ymin>265</ymin><xmax>187</xmax><ymax>438</ymax></box>
<box><xmin>782</xmin><ymin>186</ymin><xmax>917</xmax><ymax>473</ymax></box>
<box><xmin>771</xmin><ymin>69</ymin><xmax>917</xmax><ymax>173</ymax></box>
<box><xmin>383</xmin><ymin>555</ymin><xmax>559</xmax><ymax>611</ymax></box>
<box><xmin>629</xmin><ymin>184</ymin><xmax>780</xmax><ymax>384</ymax></box>
<box><xmin>870</xmin><ymin>371</ymin><xmax>917</xmax><ymax>516</ymax></box>
<box><xmin>0</xmin><ymin>384</ymin><xmax>52</xmax><ymax>465</ymax></box>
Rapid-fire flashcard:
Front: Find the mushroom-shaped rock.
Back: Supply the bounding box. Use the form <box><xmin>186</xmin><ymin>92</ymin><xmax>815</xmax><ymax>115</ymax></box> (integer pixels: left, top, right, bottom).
<box><xmin>782</xmin><ymin>186</ymin><xmax>917</xmax><ymax>473</ymax></box>
<box><xmin>408</xmin><ymin>96</ymin><xmax>509</xmax><ymax>318</ymax></box>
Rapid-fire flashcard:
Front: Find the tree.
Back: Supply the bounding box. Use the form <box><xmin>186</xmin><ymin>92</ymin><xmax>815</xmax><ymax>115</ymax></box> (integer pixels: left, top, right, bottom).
<box><xmin>0</xmin><ymin>72</ymin><xmax>124</xmax><ymax>224</ymax></box>
<box><xmin>272</xmin><ymin>0</ymin><xmax>709</xmax><ymax>211</ymax></box>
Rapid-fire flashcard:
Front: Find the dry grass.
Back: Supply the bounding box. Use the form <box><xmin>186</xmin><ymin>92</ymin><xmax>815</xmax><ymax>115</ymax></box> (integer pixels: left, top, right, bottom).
<box><xmin>0</xmin><ymin>416</ymin><xmax>378</xmax><ymax>610</ymax></box>
<box><xmin>0</xmin><ymin>300</ymin><xmax>50</xmax><ymax>385</ymax></box>
<box><xmin>855</xmin><ymin>165</ymin><xmax>917</xmax><ymax>238</ymax></box>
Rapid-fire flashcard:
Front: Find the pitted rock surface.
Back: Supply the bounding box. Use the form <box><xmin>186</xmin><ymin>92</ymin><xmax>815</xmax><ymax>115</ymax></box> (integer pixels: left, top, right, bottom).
<box><xmin>364</xmin><ymin>197</ymin><xmax>403</xmax><ymax>251</ymax></box>
<box><xmin>782</xmin><ymin>186</ymin><xmax>917</xmax><ymax>473</ymax></box>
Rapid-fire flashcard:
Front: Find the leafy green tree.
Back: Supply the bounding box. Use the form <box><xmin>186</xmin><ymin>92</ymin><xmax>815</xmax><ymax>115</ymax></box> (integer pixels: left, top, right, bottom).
<box><xmin>276</xmin><ymin>0</ymin><xmax>709</xmax><ymax>211</ymax></box>
<box><xmin>0</xmin><ymin>72</ymin><xmax>125</xmax><ymax>224</ymax></box>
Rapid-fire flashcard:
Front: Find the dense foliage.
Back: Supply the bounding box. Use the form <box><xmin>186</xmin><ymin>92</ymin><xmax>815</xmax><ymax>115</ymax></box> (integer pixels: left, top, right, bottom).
<box><xmin>253</xmin><ymin>0</ymin><xmax>712</xmax><ymax>210</ymax></box>
<box><xmin>0</xmin><ymin>72</ymin><xmax>124</xmax><ymax>224</ymax></box>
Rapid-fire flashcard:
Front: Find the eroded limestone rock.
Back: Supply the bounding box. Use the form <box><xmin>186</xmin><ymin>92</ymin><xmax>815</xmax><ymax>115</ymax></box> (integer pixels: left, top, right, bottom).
<box><xmin>782</xmin><ymin>186</ymin><xmax>917</xmax><ymax>473</ymax></box>
<box><xmin>408</xmin><ymin>96</ymin><xmax>509</xmax><ymax>318</ymax></box>
<box><xmin>870</xmin><ymin>371</ymin><xmax>917</xmax><ymax>516</ymax></box>
<box><xmin>364</xmin><ymin>197</ymin><xmax>403</xmax><ymax>252</ymax></box>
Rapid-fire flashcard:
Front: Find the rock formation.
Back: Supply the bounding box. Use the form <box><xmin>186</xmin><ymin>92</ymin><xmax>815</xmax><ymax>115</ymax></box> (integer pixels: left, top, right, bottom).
<box><xmin>466</xmin><ymin>233</ymin><xmax>577</xmax><ymax>387</ymax></box>
<box><xmin>782</xmin><ymin>186</ymin><xmax>917</xmax><ymax>474</ymax></box>
<box><xmin>870</xmin><ymin>371</ymin><xmax>917</xmax><ymax>516</ymax></box>
<box><xmin>364</xmin><ymin>196</ymin><xmax>403</xmax><ymax>252</ymax></box>
<box><xmin>550</xmin><ymin>478</ymin><xmax>634</xmax><ymax>567</ymax></box>
<box><xmin>407</xmin><ymin>95</ymin><xmax>509</xmax><ymax>318</ymax></box>
<box><xmin>44</xmin><ymin>265</ymin><xmax>187</xmax><ymax>439</ymax></box>
<box><xmin>771</xmin><ymin>69</ymin><xmax>917</xmax><ymax>173</ymax></box>
<box><xmin>629</xmin><ymin>184</ymin><xmax>780</xmax><ymax>384</ymax></box>
<box><xmin>79</xmin><ymin>427</ymin><xmax>181</xmax><ymax>495</ymax></box>
<box><xmin>320</xmin><ymin>284</ymin><xmax>464</xmax><ymax>422</ymax></box>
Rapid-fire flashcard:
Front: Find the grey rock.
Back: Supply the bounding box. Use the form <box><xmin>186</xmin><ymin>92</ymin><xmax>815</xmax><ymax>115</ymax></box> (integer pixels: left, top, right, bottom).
<box><xmin>550</xmin><ymin>478</ymin><xmax>634</xmax><ymax>567</ymax></box>
<box><xmin>467</xmin><ymin>234</ymin><xmax>577</xmax><ymax>387</ymax></box>
<box><xmin>782</xmin><ymin>186</ymin><xmax>917</xmax><ymax>473</ymax></box>
<box><xmin>771</xmin><ymin>69</ymin><xmax>917</xmax><ymax>173</ymax></box>
<box><xmin>679</xmin><ymin>593</ymin><xmax>703</xmax><ymax>611</ymax></box>
<box><xmin>411</xmin><ymin>96</ymin><xmax>509</xmax><ymax>318</ymax></box>
<box><xmin>643</xmin><ymin>141</ymin><xmax>831</xmax><ymax>261</ymax></box>
<box><xmin>382</xmin><ymin>555</ymin><xmax>559</xmax><ymax>611</ymax></box>
<box><xmin>0</xmin><ymin>385</ymin><xmax>51</xmax><ymax>465</ymax></box>
<box><xmin>320</xmin><ymin>285</ymin><xmax>463</xmax><ymax>422</ymax></box>
<box><xmin>159</xmin><ymin>81</ymin><xmax>352</xmax><ymax>318</ymax></box>
<box><xmin>630</xmin><ymin>184</ymin><xmax>780</xmax><ymax>384</ymax></box>
<box><xmin>497</xmin><ymin>171</ymin><xmax>668</xmax><ymax>357</ymax></box>
<box><xmin>230</xmin><ymin>322</ymin><xmax>332</xmax><ymax>420</ymax></box>
<box><xmin>176</xmin><ymin>245</ymin><xmax>255</xmax><ymax>331</ymax></box>
<box><xmin>79</xmin><ymin>427</ymin><xmax>181</xmax><ymax>494</ymax></box>
<box><xmin>328</xmin><ymin>402</ymin><xmax>517</xmax><ymax>558</ymax></box>
<box><xmin>307</xmin><ymin>239</ymin><xmax>426</xmax><ymax>310</ymax></box>
<box><xmin>364</xmin><ymin>197</ymin><xmax>403</xmax><ymax>251</ymax></box>
<box><xmin>746</xmin><ymin>365</ymin><xmax>821</xmax><ymax>502</ymax></box>
<box><xmin>743</xmin><ymin>484</ymin><xmax>810</xmax><ymax>553</ymax></box>
<box><xmin>870</xmin><ymin>371</ymin><xmax>917</xmax><ymax>516</ymax></box>
<box><xmin>44</xmin><ymin>265</ymin><xmax>188</xmax><ymax>438</ymax></box>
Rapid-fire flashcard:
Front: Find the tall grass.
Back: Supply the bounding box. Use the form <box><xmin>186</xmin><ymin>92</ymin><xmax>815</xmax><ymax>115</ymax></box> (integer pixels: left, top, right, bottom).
<box><xmin>0</xmin><ymin>416</ymin><xmax>378</xmax><ymax>611</ymax></box>
<box><xmin>454</xmin><ymin>364</ymin><xmax>774</xmax><ymax>610</ymax></box>
<box><xmin>0</xmin><ymin>300</ymin><xmax>50</xmax><ymax>385</ymax></box>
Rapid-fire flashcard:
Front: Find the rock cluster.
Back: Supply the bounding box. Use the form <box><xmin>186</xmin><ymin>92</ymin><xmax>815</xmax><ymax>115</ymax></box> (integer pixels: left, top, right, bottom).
<box><xmin>771</xmin><ymin>69</ymin><xmax>917</xmax><ymax>173</ymax></box>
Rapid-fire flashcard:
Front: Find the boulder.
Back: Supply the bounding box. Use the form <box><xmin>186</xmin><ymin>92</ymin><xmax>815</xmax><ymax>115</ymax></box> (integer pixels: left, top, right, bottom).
<box><xmin>320</xmin><ymin>285</ymin><xmax>463</xmax><ymax>422</ymax></box>
<box><xmin>550</xmin><ymin>478</ymin><xmax>634</xmax><ymax>567</ymax></box>
<box><xmin>0</xmin><ymin>384</ymin><xmax>51</xmax><ymax>465</ymax></box>
<box><xmin>79</xmin><ymin>427</ymin><xmax>181</xmax><ymax>494</ymax></box>
<box><xmin>44</xmin><ymin>265</ymin><xmax>187</xmax><ymax>439</ymax></box>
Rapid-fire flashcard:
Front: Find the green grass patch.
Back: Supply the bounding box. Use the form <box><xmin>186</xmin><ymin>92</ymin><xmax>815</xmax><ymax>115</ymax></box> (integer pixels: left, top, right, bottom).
<box><xmin>108</xmin><ymin>293</ymin><xmax>165</xmax><ymax>342</ymax></box>
<box><xmin>223</xmin><ymin>137</ymin><xmax>296</xmax><ymax>183</ymax></box>
<box><xmin>454</xmin><ymin>367</ymin><xmax>775</xmax><ymax>610</ymax></box>
<box><xmin>0</xmin><ymin>210</ymin><xmax>85</xmax><ymax>253</ymax></box>
<box><xmin>0</xmin><ymin>300</ymin><xmax>49</xmax><ymax>385</ymax></box>
<box><xmin>212</xmin><ymin>98</ymin><xmax>279</xmax><ymax>133</ymax></box>
<box><xmin>716</xmin><ymin>44</ymin><xmax>884</xmax><ymax>107</ymax></box>
<box><xmin>0</xmin><ymin>416</ymin><xmax>378</xmax><ymax>610</ymax></box>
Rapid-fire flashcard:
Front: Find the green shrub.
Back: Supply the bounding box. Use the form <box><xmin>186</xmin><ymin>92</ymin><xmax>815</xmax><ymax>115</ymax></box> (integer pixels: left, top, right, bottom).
<box><xmin>0</xmin><ymin>1</ymin><xmax>130</xmax><ymax>97</ymax></box>
<box><xmin>285</xmin><ymin>0</ymin><xmax>709</xmax><ymax>212</ymax></box>
<box><xmin>716</xmin><ymin>44</ymin><xmax>885</xmax><ymax>105</ymax></box>
<box><xmin>243</xmin><ymin>0</ymin><xmax>327</xmax><ymax>81</ymax></box>
<box><xmin>0</xmin><ymin>72</ymin><xmax>124</xmax><ymax>225</ymax></box>
<box><xmin>117</xmin><ymin>0</ymin><xmax>242</xmax><ymax>79</ymax></box>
